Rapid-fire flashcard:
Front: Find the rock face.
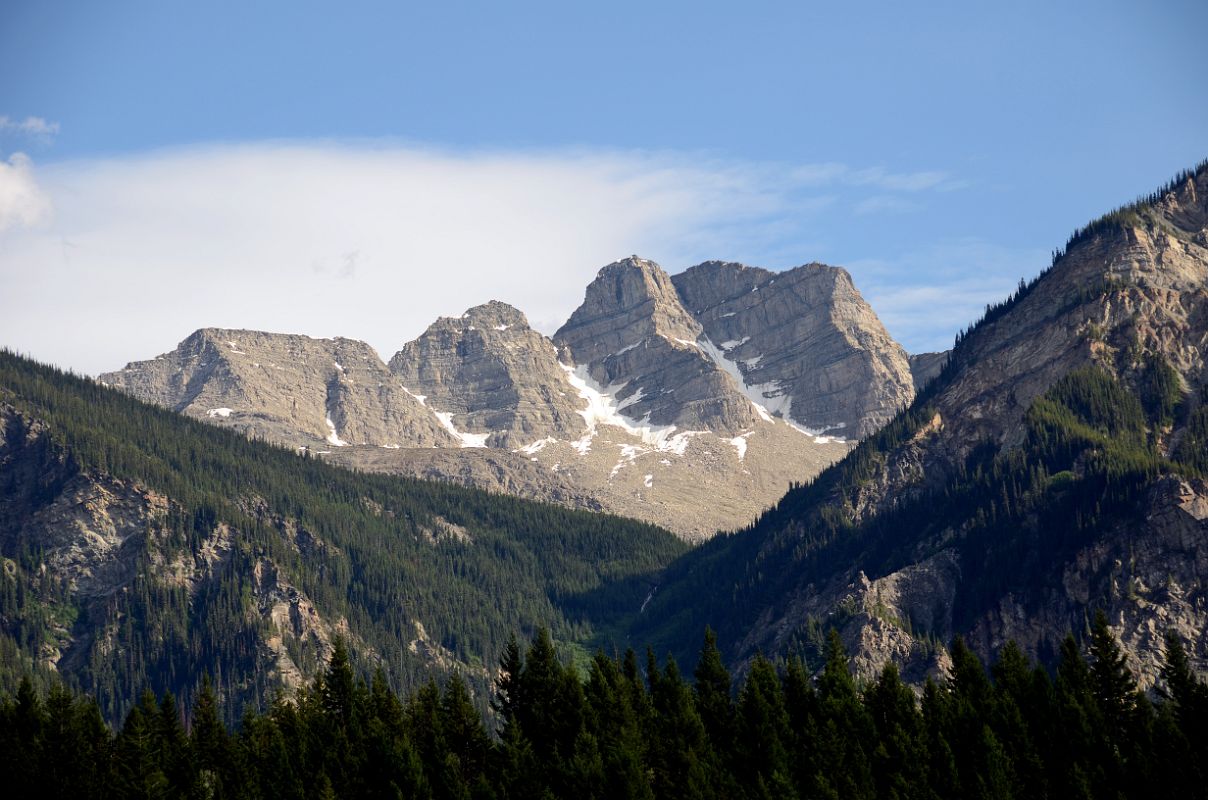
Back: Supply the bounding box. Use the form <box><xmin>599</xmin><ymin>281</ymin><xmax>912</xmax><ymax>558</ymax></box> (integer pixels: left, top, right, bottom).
<box><xmin>98</xmin><ymin>255</ymin><xmax>919</xmax><ymax>538</ymax></box>
<box><xmin>388</xmin><ymin>301</ymin><xmax>586</xmax><ymax>448</ymax></box>
<box><xmin>635</xmin><ymin>162</ymin><xmax>1208</xmax><ymax>686</ymax></box>
<box><xmin>907</xmin><ymin>351</ymin><xmax>948</xmax><ymax>392</ymax></box>
<box><xmin>671</xmin><ymin>260</ymin><xmax>916</xmax><ymax>438</ymax></box>
<box><xmin>0</xmin><ymin>402</ymin><xmax>342</xmax><ymax>693</ymax></box>
<box><xmin>98</xmin><ymin>329</ymin><xmax>457</xmax><ymax>449</ymax></box>
<box><xmin>554</xmin><ymin>257</ymin><xmax>762</xmax><ymax>433</ymax></box>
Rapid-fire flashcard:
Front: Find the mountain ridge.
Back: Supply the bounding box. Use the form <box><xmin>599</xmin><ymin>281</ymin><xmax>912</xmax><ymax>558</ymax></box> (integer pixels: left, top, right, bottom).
<box><xmin>628</xmin><ymin>158</ymin><xmax>1208</xmax><ymax>687</ymax></box>
<box><xmin>101</xmin><ymin>254</ymin><xmax>916</xmax><ymax>538</ymax></box>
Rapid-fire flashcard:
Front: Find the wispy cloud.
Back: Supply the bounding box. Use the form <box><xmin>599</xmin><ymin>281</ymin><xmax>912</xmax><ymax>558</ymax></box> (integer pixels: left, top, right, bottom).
<box><xmin>0</xmin><ymin>115</ymin><xmax>60</xmax><ymax>142</ymax></box>
<box><xmin>853</xmin><ymin>238</ymin><xmax>1049</xmax><ymax>353</ymax></box>
<box><xmin>848</xmin><ymin>166</ymin><xmax>952</xmax><ymax>192</ymax></box>
<box><xmin>0</xmin><ymin>153</ymin><xmax>52</xmax><ymax>232</ymax></box>
<box><xmin>0</xmin><ymin>141</ymin><xmax>988</xmax><ymax>373</ymax></box>
<box><xmin>853</xmin><ymin>195</ymin><xmax>922</xmax><ymax>215</ymax></box>
<box><xmin>0</xmin><ymin>142</ymin><xmax>828</xmax><ymax>373</ymax></box>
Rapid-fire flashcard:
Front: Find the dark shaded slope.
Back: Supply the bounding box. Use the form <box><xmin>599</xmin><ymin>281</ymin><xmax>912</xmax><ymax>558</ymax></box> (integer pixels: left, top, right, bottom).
<box><xmin>0</xmin><ymin>350</ymin><xmax>686</xmax><ymax>721</ymax></box>
<box><xmin>628</xmin><ymin>160</ymin><xmax>1208</xmax><ymax>684</ymax></box>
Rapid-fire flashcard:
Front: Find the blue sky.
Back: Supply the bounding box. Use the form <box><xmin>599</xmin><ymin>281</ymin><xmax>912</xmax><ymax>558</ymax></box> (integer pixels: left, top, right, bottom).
<box><xmin>1</xmin><ymin>0</ymin><xmax>1205</xmax><ymax>373</ymax></box>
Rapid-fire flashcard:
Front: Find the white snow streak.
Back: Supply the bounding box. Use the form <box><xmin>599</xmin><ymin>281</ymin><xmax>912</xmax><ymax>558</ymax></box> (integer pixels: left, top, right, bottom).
<box><xmin>206</xmin><ymin>407</ymin><xmax>233</xmax><ymax>418</ymax></box>
<box><xmin>402</xmin><ymin>385</ymin><xmax>490</xmax><ymax>447</ymax></box>
<box><xmin>433</xmin><ymin>411</ymin><xmax>491</xmax><ymax>448</ymax></box>
<box><xmin>325</xmin><ymin>413</ymin><xmax>349</xmax><ymax>446</ymax></box>
<box><xmin>729</xmin><ymin>431</ymin><xmax>753</xmax><ymax>460</ymax></box>
<box><xmin>517</xmin><ymin>437</ymin><xmax>556</xmax><ymax>455</ymax></box>
<box><xmin>560</xmin><ymin>362</ymin><xmax>702</xmax><ymax>457</ymax></box>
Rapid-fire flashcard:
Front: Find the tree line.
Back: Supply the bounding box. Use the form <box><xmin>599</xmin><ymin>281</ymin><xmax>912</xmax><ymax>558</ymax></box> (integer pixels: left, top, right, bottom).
<box><xmin>3</xmin><ymin>618</ymin><xmax>1206</xmax><ymax>800</ymax></box>
<box><xmin>0</xmin><ymin>349</ymin><xmax>684</xmax><ymax>724</ymax></box>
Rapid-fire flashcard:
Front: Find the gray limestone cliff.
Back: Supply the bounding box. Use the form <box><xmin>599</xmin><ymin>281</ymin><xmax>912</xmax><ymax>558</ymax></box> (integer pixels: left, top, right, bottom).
<box><xmin>388</xmin><ymin>301</ymin><xmax>586</xmax><ymax>448</ymax></box>
<box><xmin>98</xmin><ymin>329</ymin><xmax>457</xmax><ymax>449</ymax></box>
<box><xmin>553</xmin><ymin>257</ymin><xmax>763</xmax><ymax>433</ymax></box>
<box><xmin>672</xmin><ymin>260</ymin><xmax>916</xmax><ymax>438</ymax></box>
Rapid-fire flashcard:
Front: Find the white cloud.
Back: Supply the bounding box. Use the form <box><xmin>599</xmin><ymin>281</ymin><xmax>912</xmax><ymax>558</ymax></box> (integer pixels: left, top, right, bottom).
<box><xmin>0</xmin><ymin>153</ymin><xmax>52</xmax><ymax>232</ymax></box>
<box><xmin>0</xmin><ymin>142</ymin><xmax>829</xmax><ymax>374</ymax></box>
<box><xmin>848</xmin><ymin>166</ymin><xmax>950</xmax><ymax>192</ymax></box>
<box><xmin>0</xmin><ymin>116</ymin><xmax>60</xmax><ymax>140</ymax></box>
<box><xmin>0</xmin><ymin>141</ymin><xmax>995</xmax><ymax>374</ymax></box>
<box><xmin>853</xmin><ymin>195</ymin><xmax>921</xmax><ymax>215</ymax></box>
<box><xmin>854</xmin><ymin>238</ymin><xmax>1049</xmax><ymax>353</ymax></box>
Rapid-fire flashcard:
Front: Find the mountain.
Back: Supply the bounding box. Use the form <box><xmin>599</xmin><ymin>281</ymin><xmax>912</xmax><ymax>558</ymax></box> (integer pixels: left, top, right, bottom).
<box><xmin>0</xmin><ymin>350</ymin><xmax>686</xmax><ymax>721</ymax></box>
<box><xmin>101</xmin><ymin>256</ymin><xmax>916</xmax><ymax>538</ymax></box>
<box><xmin>630</xmin><ymin>160</ymin><xmax>1208</xmax><ymax>687</ymax></box>
<box><xmin>388</xmin><ymin>300</ymin><xmax>586</xmax><ymax>447</ymax></box>
<box><xmin>98</xmin><ymin>328</ymin><xmax>458</xmax><ymax>449</ymax></box>
<box><xmin>669</xmin><ymin>260</ymin><xmax>914</xmax><ymax>438</ymax></box>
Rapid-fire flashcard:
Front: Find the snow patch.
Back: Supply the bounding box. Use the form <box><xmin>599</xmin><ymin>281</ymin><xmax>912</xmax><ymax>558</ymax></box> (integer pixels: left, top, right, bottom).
<box><xmin>644</xmin><ymin>474</ymin><xmax>653</xmax><ymax>488</ymax></box>
<box><xmin>333</xmin><ymin>362</ymin><xmax>344</xmax><ymax>372</ymax></box>
<box><xmin>433</xmin><ymin>411</ymin><xmax>491</xmax><ymax>448</ymax></box>
<box><xmin>613</xmin><ymin>341</ymin><xmax>640</xmax><ymax>357</ymax></box>
<box><xmin>719</xmin><ymin>337</ymin><xmax>750</xmax><ymax>351</ymax></box>
<box><xmin>401</xmin><ymin>386</ymin><xmax>428</xmax><ymax>406</ymax></box>
<box><xmin>207</xmin><ymin>408</ymin><xmax>233</xmax><ymax>418</ymax></box>
<box><xmin>698</xmin><ymin>336</ymin><xmax>835</xmax><ymax>437</ymax></box>
<box><xmin>517</xmin><ymin>437</ymin><xmax>555</xmax><ymax>455</ymax></box>
<box><xmin>494</xmin><ymin>324</ymin><xmax>510</xmax><ymax>331</ymax></box>
<box><xmin>729</xmin><ymin>431</ymin><xmax>754</xmax><ymax>460</ymax></box>
<box><xmin>720</xmin><ymin>312</ymin><xmax>736</xmax><ymax>318</ymax></box>
<box><xmin>325</xmin><ymin>413</ymin><xmax>349</xmax><ymax>446</ymax></box>
<box><xmin>560</xmin><ymin>363</ymin><xmax>702</xmax><ymax>457</ymax></box>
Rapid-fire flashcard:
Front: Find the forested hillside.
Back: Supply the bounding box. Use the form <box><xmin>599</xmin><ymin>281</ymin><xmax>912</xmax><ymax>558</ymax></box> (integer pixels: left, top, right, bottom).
<box><xmin>4</xmin><ymin>621</ymin><xmax>1206</xmax><ymax>799</ymax></box>
<box><xmin>627</xmin><ymin>161</ymin><xmax>1208</xmax><ymax>682</ymax></box>
<box><xmin>0</xmin><ymin>350</ymin><xmax>686</xmax><ymax>722</ymax></box>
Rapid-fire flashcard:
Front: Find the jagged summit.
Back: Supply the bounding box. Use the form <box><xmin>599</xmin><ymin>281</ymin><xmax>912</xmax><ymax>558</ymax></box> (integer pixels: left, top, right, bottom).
<box><xmin>100</xmin><ymin>250</ymin><xmax>918</xmax><ymax>537</ymax></box>
<box><xmin>388</xmin><ymin>301</ymin><xmax>586</xmax><ymax>449</ymax></box>
<box><xmin>554</xmin><ymin>256</ymin><xmax>761</xmax><ymax>432</ymax></box>
<box><xmin>439</xmin><ymin>299</ymin><xmax>533</xmax><ymax>333</ymax></box>
<box><xmin>555</xmin><ymin>255</ymin><xmax>702</xmax><ymax>365</ymax></box>
<box><xmin>671</xmin><ymin>260</ymin><xmax>915</xmax><ymax>437</ymax></box>
<box><xmin>99</xmin><ymin>328</ymin><xmax>457</xmax><ymax>449</ymax></box>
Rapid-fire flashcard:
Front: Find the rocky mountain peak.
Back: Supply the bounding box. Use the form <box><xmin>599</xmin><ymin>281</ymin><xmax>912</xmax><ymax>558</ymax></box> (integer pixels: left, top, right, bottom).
<box><xmin>388</xmin><ymin>303</ymin><xmax>587</xmax><ymax>448</ymax></box>
<box><xmin>99</xmin><ymin>328</ymin><xmax>456</xmax><ymax>449</ymax></box>
<box><xmin>671</xmin><ymin>261</ymin><xmax>915</xmax><ymax>438</ymax></box>
<box><xmin>555</xmin><ymin>256</ymin><xmax>702</xmax><ymax>366</ymax></box>
<box><xmin>451</xmin><ymin>300</ymin><xmax>532</xmax><ymax>333</ymax></box>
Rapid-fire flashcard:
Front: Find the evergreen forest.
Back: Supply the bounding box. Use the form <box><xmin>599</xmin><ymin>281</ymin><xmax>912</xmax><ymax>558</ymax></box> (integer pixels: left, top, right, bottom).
<box><xmin>0</xmin><ymin>350</ymin><xmax>686</xmax><ymax>722</ymax></box>
<box><xmin>3</xmin><ymin>619</ymin><xmax>1206</xmax><ymax>799</ymax></box>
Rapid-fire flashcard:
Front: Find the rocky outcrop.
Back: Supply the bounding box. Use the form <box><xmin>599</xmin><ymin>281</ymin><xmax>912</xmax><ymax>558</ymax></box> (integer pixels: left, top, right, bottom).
<box><xmin>98</xmin><ymin>328</ymin><xmax>457</xmax><ymax>449</ymax></box>
<box><xmin>967</xmin><ymin>476</ymin><xmax>1208</xmax><ymax>690</ymax></box>
<box><xmin>388</xmin><ymin>301</ymin><xmax>586</xmax><ymax>448</ymax></box>
<box><xmin>672</xmin><ymin>261</ymin><xmax>916</xmax><ymax>437</ymax></box>
<box><xmin>98</xmin><ymin>253</ymin><xmax>921</xmax><ymax>538</ymax></box>
<box><xmin>908</xmin><ymin>351</ymin><xmax>948</xmax><ymax>392</ymax></box>
<box><xmin>554</xmin><ymin>257</ymin><xmax>763</xmax><ymax>433</ymax></box>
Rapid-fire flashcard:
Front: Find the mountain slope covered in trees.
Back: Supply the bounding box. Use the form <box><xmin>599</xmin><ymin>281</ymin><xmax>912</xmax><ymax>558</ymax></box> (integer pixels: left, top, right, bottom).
<box><xmin>5</xmin><ymin>620</ymin><xmax>1208</xmax><ymax>800</ymax></box>
<box><xmin>627</xmin><ymin>160</ymin><xmax>1208</xmax><ymax>685</ymax></box>
<box><xmin>0</xmin><ymin>350</ymin><xmax>686</xmax><ymax>722</ymax></box>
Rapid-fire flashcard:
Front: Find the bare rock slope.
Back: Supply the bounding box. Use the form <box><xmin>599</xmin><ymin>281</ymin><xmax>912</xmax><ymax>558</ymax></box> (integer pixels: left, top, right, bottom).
<box><xmin>635</xmin><ymin>161</ymin><xmax>1208</xmax><ymax>687</ymax></box>
<box><xmin>101</xmin><ymin>256</ymin><xmax>919</xmax><ymax>538</ymax></box>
